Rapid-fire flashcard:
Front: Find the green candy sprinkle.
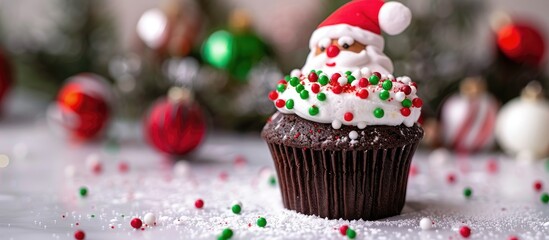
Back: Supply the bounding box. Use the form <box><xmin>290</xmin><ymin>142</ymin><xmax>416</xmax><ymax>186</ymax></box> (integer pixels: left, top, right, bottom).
<box><xmin>257</xmin><ymin>217</ymin><xmax>267</xmax><ymax>228</ymax></box>
<box><xmin>79</xmin><ymin>187</ymin><xmax>88</xmax><ymax>197</ymax></box>
<box><xmin>268</xmin><ymin>176</ymin><xmax>276</xmax><ymax>186</ymax></box>
<box><xmin>289</xmin><ymin>77</ymin><xmax>300</xmax><ymax>87</ymax></box>
<box><xmin>284</xmin><ymin>75</ymin><xmax>290</xmax><ymax>81</ymax></box>
<box><xmin>277</xmin><ymin>84</ymin><xmax>286</xmax><ymax>92</ymax></box>
<box><xmin>310</xmin><ymin>69</ymin><xmax>316</xmax><ymax>73</ymax></box>
<box><xmin>347</xmin><ymin>75</ymin><xmax>356</xmax><ymax>83</ymax></box>
<box><xmin>373</xmin><ymin>108</ymin><xmax>384</xmax><ymax>118</ymax></box>
<box><xmin>285</xmin><ymin>99</ymin><xmax>294</xmax><ymax>109</ymax></box>
<box><xmin>300</xmin><ymin>90</ymin><xmax>309</xmax><ymax>99</ymax></box>
<box><xmin>346</xmin><ymin>228</ymin><xmax>357</xmax><ymax>239</ymax></box>
<box><xmin>402</xmin><ymin>99</ymin><xmax>412</xmax><ymax>108</ymax></box>
<box><xmin>379</xmin><ymin>90</ymin><xmax>390</xmax><ymax>100</ymax></box>
<box><xmin>296</xmin><ymin>84</ymin><xmax>305</xmax><ymax>93</ymax></box>
<box><xmin>345</xmin><ymin>71</ymin><xmax>352</xmax><ymax>76</ymax></box>
<box><xmin>382</xmin><ymin>80</ymin><xmax>393</xmax><ymax>90</ymax></box>
<box><xmin>317</xmin><ymin>92</ymin><xmax>326</xmax><ymax>101</ymax></box>
<box><xmin>369</xmin><ymin>75</ymin><xmax>380</xmax><ymax>85</ymax></box>
<box><xmin>464</xmin><ymin>187</ymin><xmax>473</xmax><ymax>198</ymax></box>
<box><xmin>309</xmin><ymin>106</ymin><xmax>319</xmax><ymax>116</ymax></box>
<box><xmin>319</xmin><ymin>75</ymin><xmax>329</xmax><ymax>85</ymax></box>
<box><xmin>541</xmin><ymin>193</ymin><xmax>549</xmax><ymax>204</ymax></box>
<box><xmin>544</xmin><ymin>159</ymin><xmax>549</xmax><ymax>172</ymax></box>
<box><xmin>220</xmin><ymin>228</ymin><xmax>233</xmax><ymax>239</ymax></box>
<box><xmin>231</xmin><ymin>205</ymin><xmax>241</xmax><ymax>214</ymax></box>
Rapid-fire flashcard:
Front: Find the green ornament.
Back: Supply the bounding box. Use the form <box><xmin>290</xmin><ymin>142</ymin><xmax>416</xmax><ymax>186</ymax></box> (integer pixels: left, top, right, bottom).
<box><xmin>373</xmin><ymin>108</ymin><xmax>384</xmax><ymax>118</ymax></box>
<box><xmin>379</xmin><ymin>90</ymin><xmax>390</xmax><ymax>100</ymax></box>
<box><xmin>277</xmin><ymin>84</ymin><xmax>286</xmax><ymax>93</ymax></box>
<box><xmin>79</xmin><ymin>187</ymin><xmax>88</xmax><ymax>197</ymax></box>
<box><xmin>542</xmin><ymin>193</ymin><xmax>549</xmax><ymax>204</ymax></box>
<box><xmin>464</xmin><ymin>187</ymin><xmax>473</xmax><ymax>198</ymax></box>
<box><xmin>231</xmin><ymin>205</ymin><xmax>241</xmax><ymax>214</ymax></box>
<box><xmin>300</xmin><ymin>90</ymin><xmax>309</xmax><ymax>100</ymax></box>
<box><xmin>285</xmin><ymin>99</ymin><xmax>294</xmax><ymax>109</ymax></box>
<box><xmin>289</xmin><ymin>77</ymin><xmax>300</xmax><ymax>87</ymax></box>
<box><xmin>382</xmin><ymin>80</ymin><xmax>393</xmax><ymax>90</ymax></box>
<box><xmin>402</xmin><ymin>99</ymin><xmax>412</xmax><ymax>108</ymax></box>
<box><xmin>346</xmin><ymin>228</ymin><xmax>357</xmax><ymax>239</ymax></box>
<box><xmin>347</xmin><ymin>75</ymin><xmax>356</xmax><ymax>83</ymax></box>
<box><xmin>319</xmin><ymin>75</ymin><xmax>329</xmax><ymax>86</ymax></box>
<box><xmin>220</xmin><ymin>228</ymin><xmax>233</xmax><ymax>239</ymax></box>
<box><xmin>268</xmin><ymin>176</ymin><xmax>276</xmax><ymax>186</ymax></box>
<box><xmin>317</xmin><ymin>92</ymin><xmax>327</xmax><ymax>101</ymax></box>
<box><xmin>296</xmin><ymin>84</ymin><xmax>305</xmax><ymax>93</ymax></box>
<box><xmin>309</xmin><ymin>106</ymin><xmax>319</xmax><ymax>116</ymax></box>
<box><xmin>369</xmin><ymin>75</ymin><xmax>380</xmax><ymax>85</ymax></box>
<box><xmin>257</xmin><ymin>217</ymin><xmax>267</xmax><ymax>228</ymax></box>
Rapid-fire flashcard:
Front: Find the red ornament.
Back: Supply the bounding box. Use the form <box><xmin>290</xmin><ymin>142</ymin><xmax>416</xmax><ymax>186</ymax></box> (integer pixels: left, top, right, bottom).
<box><xmin>534</xmin><ymin>181</ymin><xmax>543</xmax><ymax>192</ymax></box>
<box><xmin>49</xmin><ymin>74</ymin><xmax>111</xmax><ymax>140</ymax></box>
<box><xmin>400</xmin><ymin>107</ymin><xmax>411</xmax><ymax>117</ymax></box>
<box><xmin>356</xmin><ymin>89</ymin><xmax>369</xmax><ymax>99</ymax></box>
<box><xmin>311</xmin><ymin>83</ymin><xmax>321</xmax><ymax>94</ymax></box>
<box><xmin>401</xmin><ymin>85</ymin><xmax>411</xmax><ymax>95</ymax></box>
<box><xmin>144</xmin><ymin>88</ymin><xmax>206</xmax><ymax>155</ymax></box>
<box><xmin>332</xmin><ymin>85</ymin><xmax>342</xmax><ymax>94</ymax></box>
<box><xmin>195</xmin><ymin>199</ymin><xmax>204</xmax><ymax>209</ymax></box>
<box><xmin>275</xmin><ymin>99</ymin><xmax>286</xmax><ymax>108</ymax></box>
<box><xmin>308</xmin><ymin>72</ymin><xmax>318</xmax><ymax>82</ymax></box>
<box><xmin>130</xmin><ymin>218</ymin><xmax>143</xmax><ymax>229</ymax></box>
<box><xmin>412</xmin><ymin>98</ymin><xmax>423</xmax><ymax>108</ymax></box>
<box><xmin>358</xmin><ymin>78</ymin><xmax>369</xmax><ymax>88</ymax></box>
<box><xmin>268</xmin><ymin>91</ymin><xmax>278</xmax><ymax>101</ymax></box>
<box><xmin>344</xmin><ymin>112</ymin><xmax>353</xmax><ymax>122</ymax></box>
<box><xmin>0</xmin><ymin>49</ymin><xmax>12</xmax><ymax>110</ymax></box>
<box><xmin>497</xmin><ymin>23</ymin><xmax>545</xmax><ymax>66</ymax></box>
<box><xmin>339</xmin><ymin>225</ymin><xmax>349</xmax><ymax>236</ymax></box>
<box><xmin>74</xmin><ymin>230</ymin><xmax>86</xmax><ymax>240</ymax></box>
<box><xmin>459</xmin><ymin>226</ymin><xmax>471</xmax><ymax>238</ymax></box>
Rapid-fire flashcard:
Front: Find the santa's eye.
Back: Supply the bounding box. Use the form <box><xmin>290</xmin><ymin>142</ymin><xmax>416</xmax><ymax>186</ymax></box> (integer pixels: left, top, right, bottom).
<box><xmin>319</xmin><ymin>38</ymin><xmax>331</xmax><ymax>49</ymax></box>
<box><xmin>320</xmin><ymin>47</ymin><xmax>326</xmax><ymax>52</ymax></box>
<box><xmin>338</xmin><ymin>36</ymin><xmax>354</xmax><ymax>49</ymax></box>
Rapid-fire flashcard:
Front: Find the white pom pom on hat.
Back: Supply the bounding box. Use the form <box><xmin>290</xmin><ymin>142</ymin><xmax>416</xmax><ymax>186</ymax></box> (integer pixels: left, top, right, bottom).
<box><xmin>379</xmin><ymin>1</ymin><xmax>412</xmax><ymax>35</ymax></box>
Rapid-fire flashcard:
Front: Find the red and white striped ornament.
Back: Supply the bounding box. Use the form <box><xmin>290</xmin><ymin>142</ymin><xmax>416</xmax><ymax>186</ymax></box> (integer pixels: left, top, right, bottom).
<box><xmin>440</xmin><ymin>78</ymin><xmax>498</xmax><ymax>152</ymax></box>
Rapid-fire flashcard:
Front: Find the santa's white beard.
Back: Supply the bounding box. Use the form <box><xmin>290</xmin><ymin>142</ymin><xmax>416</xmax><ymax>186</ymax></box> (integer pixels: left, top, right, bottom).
<box><xmin>302</xmin><ymin>45</ymin><xmax>394</xmax><ymax>76</ymax></box>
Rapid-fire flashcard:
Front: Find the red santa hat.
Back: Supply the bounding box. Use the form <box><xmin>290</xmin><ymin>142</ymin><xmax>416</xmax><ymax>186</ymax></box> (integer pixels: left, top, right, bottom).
<box><xmin>309</xmin><ymin>0</ymin><xmax>412</xmax><ymax>50</ymax></box>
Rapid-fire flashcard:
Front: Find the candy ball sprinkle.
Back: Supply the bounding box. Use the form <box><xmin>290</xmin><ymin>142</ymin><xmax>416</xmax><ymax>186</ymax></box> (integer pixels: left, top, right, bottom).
<box><xmin>79</xmin><ymin>187</ymin><xmax>88</xmax><ymax>198</ymax></box>
<box><xmin>195</xmin><ymin>199</ymin><xmax>204</xmax><ymax>209</ymax></box>
<box><xmin>459</xmin><ymin>226</ymin><xmax>471</xmax><ymax>238</ymax></box>
<box><xmin>419</xmin><ymin>217</ymin><xmax>433</xmax><ymax>230</ymax></box>
<box><xmin>74</xmin><ymin>230</ymin><xmax>85</xmax><ymax>240</ymax></box>
<box><xmin>541</xmin><ymin>193</ymin><xmax>549</xmax><ymax>204</ymax></box>
<box><xmin>143</xmin><ymin>212</ymin><xmax>156</xmax><ymax>226</ymax></box>
<box><xmin>534</xmin><ymin>181</ymin><xmax>543</xmax><ymax>192</ymax></box>
<box><xmin>231</xmin><ymin>204</ymin><xmax>242</xmax><ymax>214</ymax></box>
<box><xmin>463</xmin><ymin>187</ymin><xmax>473</xmax><ymax>199</ymax></box>
<box><xmin>130</xmin><ymin>218</ymin><xmax>142</xmax><ymax>229</ymax></box>
<box><xmin>257</xmin><ymin>217</ymin><xmax>267</xmax><ymax>228</ymax></box>
<box><xmin>346</xmin><ymin>228</ymin><xmax>357</xmax><ymax>239</ymax></box>
<box><xmin>339</xmin><ymin>225</ymin><xmax>349</xmax><ymax>236</ymax></box>
<box><xmin>220</xmin><ymin>228</ymin><xmax>233</xmax><ymax>239</ymax></box>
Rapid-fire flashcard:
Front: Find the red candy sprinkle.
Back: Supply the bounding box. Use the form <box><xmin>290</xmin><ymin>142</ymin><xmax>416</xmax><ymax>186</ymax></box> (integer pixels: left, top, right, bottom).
<box><xmin>357</xmin><ymin>89</ymin><xmax>369</xmax><ymax>99</ymax></box>
<box><xmin>401</xmin><ymin>85</ymin><xmax>412</xmax><ymax>95</ymax></box>
<box><xmin>534</xmin><ymin>181</ymin><xmax>543</xmax><ymax>192</ymax></box>
<box><xmin>508</xmin><ymin>235</ymin><xmax>519</xmax><ymax>240</ymax></box>
<box><xmin>409</xmin><ymin>164</ymin><xmax>418</xmax><ymax>176</ymax></box>
<box><xmin>278</xmin><ymin>79</ymin><xmax>287</xmax><ymax>85</ymax></box>
<box><xmin>275</xmin><ymin>99</ymin><xmax>286</xmax><ymax>108</ymax></box>
<box><xmin>447</xmin><ymin>173</ymin><xmax>456</xmax><ymax>184</ymax></box>
<box><xmin>400</xmin><ymin>107</ymin><xmax>411</xmax><ymax>117</ymax></box>
<box><xmin>459</xmin><ymin>226</ymin><xmax>471</xmax><ymax>238</ymax></box>
<box><xmin>486</xmin><ymin>159</ymin><xmax>498</xmax><ymax>173</ymax></box>
<box><xmin>344</xmin><ymin>112</ymin><xmax>354</xmax><ymax>122</ymax></box>
<box><xmin>332</xmin><ymin>85</ymin><xmax>342</xmax><ymax>94</ymax></box>
<box><xmin>195</xmin><ymin>199</ymin><xmax>204</xmax><ymax>209</ymax></box>
<box><xmin>311</xmin><ymin>83</ymin><xmax>320</xmax><ymax>94</ymax></box>
<box><xmin>130</xmin><ymin>218</ymin><xmax>143</xmax><ymax>229</ymax></box>
<box><xmin>339</xmin><ymin>225</ymin><xmax>349</xmax><ymax>236</ymax></box>
<box><xmin>74</xmin><ymin>230</ymin><xmax>85</xmax><ymax>240</ymax></box>
<box><xmin>358</xmin><ymin>78</ymin><xmax>369</xmax><ymax>88</ymax></box>
<box><xmin>268</xmin><ymin>91</ymin><xmax>278</xmax><ymax>101</ymax></box>
<box><xmin>118</xmin><ymin>161</ymin><xmax>129</xmax><ymax>173</ymax></box>
<box><xmin>410</xmin><ymin>82</ymin><xmax>418</xmax><ymax>90</ymax></box>
<box><xmin>412</xmin><ymin>98</ymin><xmax>423</xmax><ymax>108</ymax></box>
<box><xmin>330</xmin><ymin>73</ymin><xmax>341</xmax><ymax>84</ymax></box>
<box><xmin>373</xmin><ymin>72</ymin><xmax>381</xmax><ymax>78</ymax></box>
<box><xmin>308</xmin><ymin>72</ymin><xmax>318</xmax><ymax>82</ymax></box>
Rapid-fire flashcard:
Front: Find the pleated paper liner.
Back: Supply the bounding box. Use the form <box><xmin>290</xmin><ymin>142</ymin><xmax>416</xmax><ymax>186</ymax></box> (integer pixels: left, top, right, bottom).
<box><xmin>267</xmin><ymin>142</ymin><xmax>419</xmax><ymax>220</ymax></box>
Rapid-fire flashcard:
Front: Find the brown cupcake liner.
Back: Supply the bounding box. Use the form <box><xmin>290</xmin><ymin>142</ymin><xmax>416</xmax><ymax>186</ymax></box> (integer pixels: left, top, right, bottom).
<box><xmin>267</xmin><ymin>142</ymin><xmax>419</xmax><ymax>220</ymax></box>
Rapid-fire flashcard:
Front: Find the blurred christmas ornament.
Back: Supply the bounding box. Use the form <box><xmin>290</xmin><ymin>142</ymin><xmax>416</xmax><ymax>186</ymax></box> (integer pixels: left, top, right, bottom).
<box><xmin>136</xmin><ymin>0</ymin><xmax>202</xmax><ymax>57</ymax></box>
<box><xmin>201</xmin><ymin>10</ymin><xmax>270</xmax><ymax>81</ymax></box>
<box><xmin>144</xmin><ymin>87</ymin><xmax>206</xmax><ymax>155</ymax></box>
<box><xmin>496</xmin><ymin>81</ymin><xmax>549</xmax><ymax>160</ymax></box>
<box><xmin>497</xmin><ymin>22</ymin><xmax>546</xmax><ymax>67</ymax></box>
<box><xmin>47</xmin><ymin>74</ymin><xmax>112</xmax><ymax>141</ymax></box>
<box><xmin>440</xmin><ymin>76</ymin><xmax>499</xmax><ymax>152</ymax></box>
<box><xmin>0</xmin><ymin>48</ymin><xmax>12</xmax><ymax>110</ymax></box>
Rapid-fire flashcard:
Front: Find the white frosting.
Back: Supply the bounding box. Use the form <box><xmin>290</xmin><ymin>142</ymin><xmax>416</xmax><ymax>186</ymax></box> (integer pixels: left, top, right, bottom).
<box><xmin>273</xmin><ymin>71</ymin><xmax>422</xmax><ymax>128</ymax></box>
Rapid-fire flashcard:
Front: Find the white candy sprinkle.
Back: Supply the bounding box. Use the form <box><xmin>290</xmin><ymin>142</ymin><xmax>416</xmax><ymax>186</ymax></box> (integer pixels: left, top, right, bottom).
<box><xmin>387</xmin><ymin>74</ymin><xmax>394</xmax><ymax>80</ymax></box>
<box><xmin>64</xmin><ymin>165</ymin><xmax>76</xmax><ymax>178</ymax></box>
<box><xmin>401</xmin><ymin>76</ymin><xmax>411</xmax><ymax>84</ymax></box>
<box><xmin>395</xmin><ymin>92</ymin><xmax>406</xmax><ymax>102</ymax></box>
<box><xmin>420</xmin><ymin>217</ymin><xmax>433</xmax><ymax>230</ymax></box>
<box><xmin>290</xmin><ymin>69</ymin><xmax>302</xmax><ymax>78</ymax></box>
<box><xmin>357</xmin><ymin>122</ymin><xmax>367</xmax><ymax>129</ymax></box>
<box><xmin>349</xmin><ymin>131</ymin><xmax>358</xmax><ymax>140</ymax></box>
<box><xmin>350</xmin><ymin>80</ymin><xmax>358</xmax><ymax>86</ymax></box>
<box><xmin>232</xmin><ymin>201</ymin><xmax>242</xmax><ymax>207</ymax></box>
<box><xmin>352</xmin><ymin>70</ymin><xmax>360</xmax><ymax>80</ymax></box>
<box><xmin>331</xmin><ymin>120</ymin><xmax>342</xmax><ymax>129</ymax></box>
<box><xmin>411</xmin><ymin>86</ymin><xmax>417</xmax><ymax>94</ymax></box>
<box><xmin>144</xmin><ymin>212</ymin><xmax>156</xmax><ymax>226</ymax></box>
<box><xmin>0</xmin><ymin>154</ymin><xmax>9</xmax><ymax>168</ymax></box>
<box><xmin>337</xmin><ymin>77</ymin><xmax>347</xmax><ymax>86</ymax></box>
<box><xmin>360</xmin><ymin>67</ymin><xmax>371</xmax><ymax>77</ymax></box>
<box><xmin>173</xmin><ymin>161</ymin><xmax>191</xmax><ymax>177</ymax></box>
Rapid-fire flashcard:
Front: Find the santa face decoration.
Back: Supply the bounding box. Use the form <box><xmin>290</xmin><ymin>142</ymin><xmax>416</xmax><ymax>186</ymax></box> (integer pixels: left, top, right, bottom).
<box><xmin>301</xmin><ymin>0</ymin><xmax>412</xmax><ymax>75</ymax></box>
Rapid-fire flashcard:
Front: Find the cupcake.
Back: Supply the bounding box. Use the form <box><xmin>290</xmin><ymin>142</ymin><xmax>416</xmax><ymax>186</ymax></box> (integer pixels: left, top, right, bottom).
<box><xmin>261</xmin><ymin>0</ymin><xmax>423</xmax><ymax>220</ymax></box>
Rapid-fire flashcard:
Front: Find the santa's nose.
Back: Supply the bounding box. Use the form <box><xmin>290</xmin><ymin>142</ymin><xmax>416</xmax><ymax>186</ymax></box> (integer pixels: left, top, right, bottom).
<box><xmin>326</xmin><ymin>45</ymin><xmax>340</xmax><ymax>58</ymax></box>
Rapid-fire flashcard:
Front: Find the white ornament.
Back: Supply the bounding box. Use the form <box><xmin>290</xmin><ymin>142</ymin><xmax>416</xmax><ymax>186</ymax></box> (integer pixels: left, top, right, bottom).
<box><xmin>332</xmin><ymin>120</ymin><xmax>342</xmax><ymax>130</ymax></box>
<box><xmin>144</xmin><ymin>213</ymin><xmax>156</xmax><ymax>226</ymax></box>
<box><xmin>379</xmin><ymin>2</ymin><xmax>412</xmax><ymax>35</ymax></box>
<box><xmin>395</xmin><ymin>92</ymin><xmax>406</xmax><ymax>102</ymax></box>
<box><xmin>137</xmin><ymin>9</ymin><xmax>168</xmax><ymax>49</ymax></box>
<box><xmin>419</xmin><ymin>217</ymin><xmax>433</xmax><ymax>230</ymax></box>
<box><xmin>357</xmin><ymin>122</ymin><xmax>367</xmax><ymax>129</ymax></box>
<box><xmin>349</xmin><ymin>131</ymin><xmax>359</xmax><ymax>140</ymax></box>
<box><xmin>290</xmin><ymin>69</ymin><xmax>302</xmax><ymax>78</ymax></box>
<box><xmin>338</xmin><ymin>77</ymin><xmax>348</xmax><ymax>86</ymax></box>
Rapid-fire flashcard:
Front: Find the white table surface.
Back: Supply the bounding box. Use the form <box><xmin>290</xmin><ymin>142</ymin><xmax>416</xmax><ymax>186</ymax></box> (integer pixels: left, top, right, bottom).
<box><xmin>1</xmin><ymin>90</ymin><xmax>549</xmax><ymax>240</ymax></box>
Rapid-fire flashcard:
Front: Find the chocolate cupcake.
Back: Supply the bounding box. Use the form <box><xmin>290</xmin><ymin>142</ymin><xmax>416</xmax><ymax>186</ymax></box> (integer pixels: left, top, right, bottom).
<box><xmin>261</xmin><ymin>0</ymin><xmax>423</xmax><ymax>220</ymax></box>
